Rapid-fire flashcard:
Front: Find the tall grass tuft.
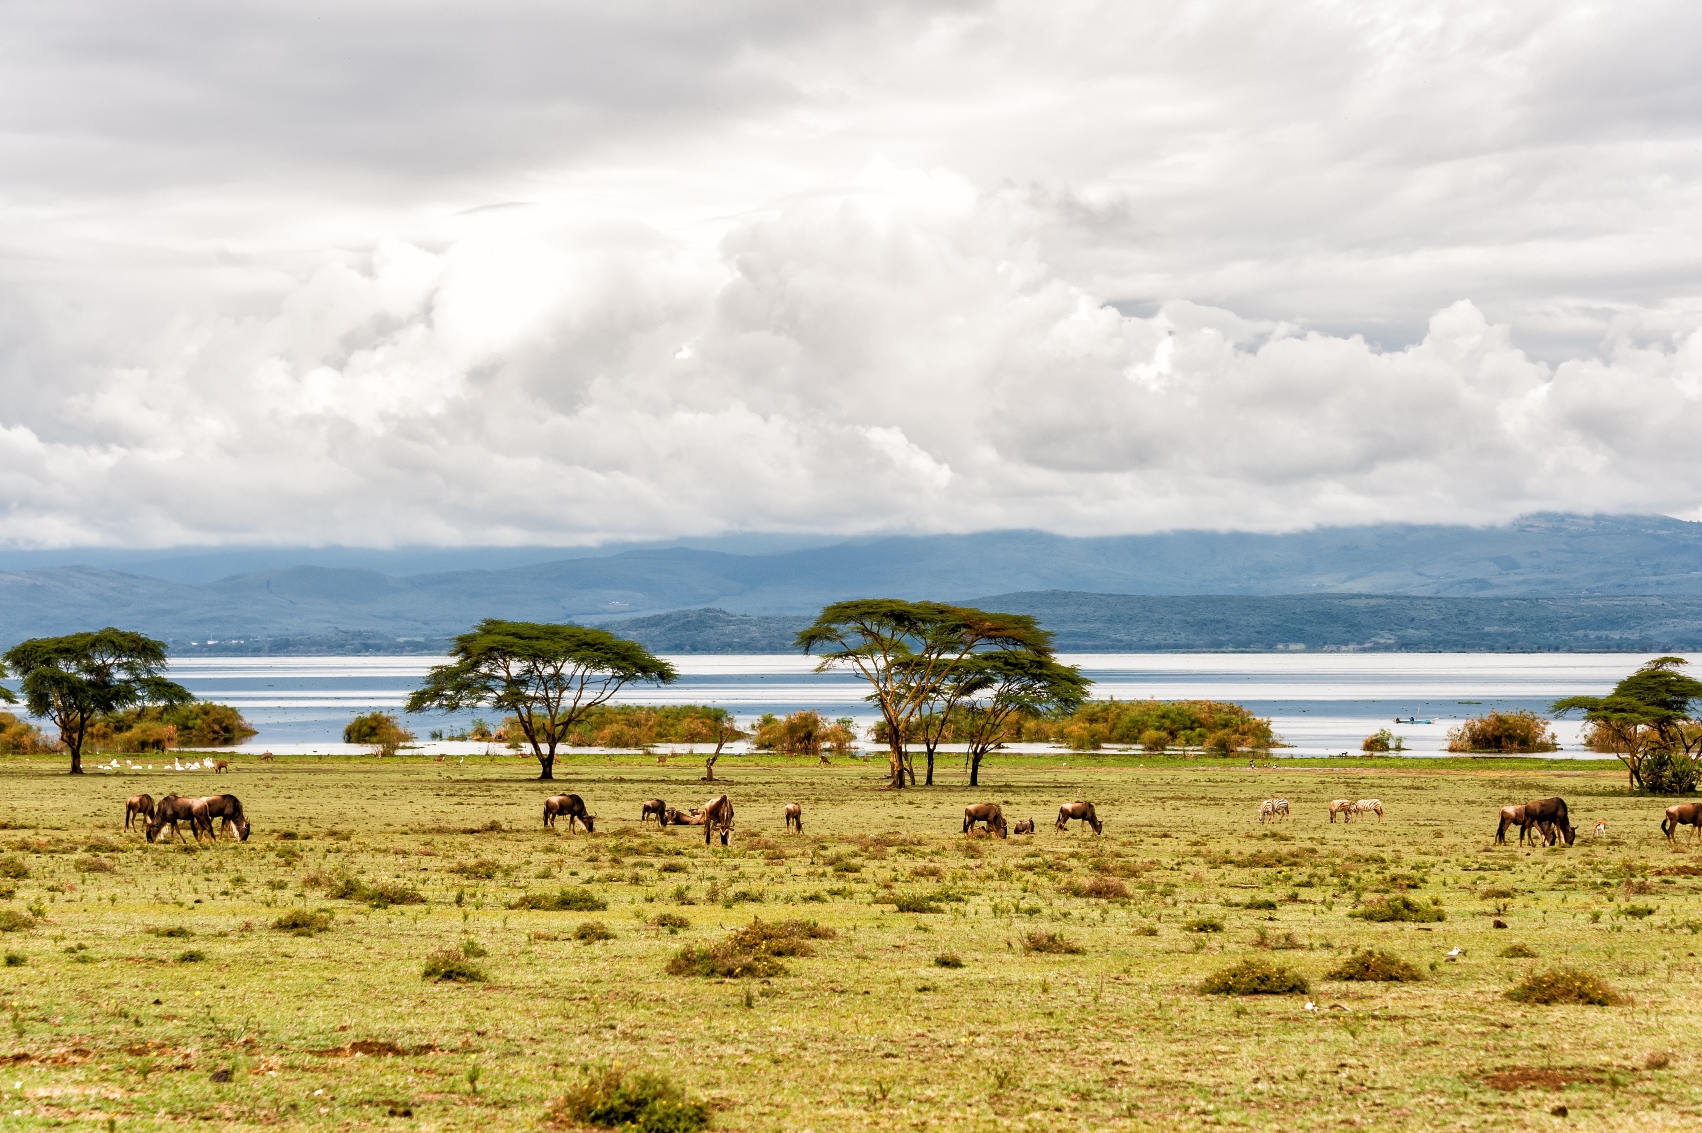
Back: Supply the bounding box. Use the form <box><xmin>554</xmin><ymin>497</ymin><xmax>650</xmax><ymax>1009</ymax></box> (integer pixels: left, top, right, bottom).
<box><xmin>1349</xmin><ymin>895</ymin><xmax>1445</xmax><ymax>923</ymax></box>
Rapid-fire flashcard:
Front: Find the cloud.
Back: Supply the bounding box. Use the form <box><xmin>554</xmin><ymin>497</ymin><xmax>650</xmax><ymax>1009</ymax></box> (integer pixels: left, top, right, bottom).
<box><xmin>0</xmin><ymin>1</ymin><xmax>1699</xmax><ymax>546</ymax></box>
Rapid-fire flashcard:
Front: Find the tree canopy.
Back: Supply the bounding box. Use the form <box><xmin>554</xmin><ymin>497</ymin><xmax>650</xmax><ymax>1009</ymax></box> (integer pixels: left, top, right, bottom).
<box><xmin>1</xmin><ymin>628</ymin><xmax>192</xmax><ymax>774</ymax></box>
<box><xmin>406</xmin><ymin>620</ymin><xmax>676</xmax><ymax>780</ymax></box>
<box><xmin>796</xmin><ymin>599</ymin><xmax>1057</xmax><ymax>789</ymax></box>
<box><xmin>948</xmin><ymin>650</ymin><xmax>1090</xmax><ymax>786</ymax></box>
<box><xmin>1553</xmin><ymin>656</ymin><xmax>1702</xmax><ymax>791</ymax></box>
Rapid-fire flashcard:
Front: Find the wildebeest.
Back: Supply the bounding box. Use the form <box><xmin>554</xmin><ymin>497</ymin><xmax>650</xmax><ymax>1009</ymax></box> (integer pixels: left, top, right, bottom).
<box><xmin>1353</xmin><ymin>798</ymin><xmax>1384</xmax><ymax>821</ymax></box>
<box><xmin>146</xmin><ymin>794</ymin><xmax>200</xmax><ymax>843</ymax></box>
<box><xmin>665</xmin><ymin>806</ymin><xmax>698</xmax><ymax>826</ymax></box>
<box><xmin>962</xmin><ymin>803</ymin><xmax>1007</xmax><ymax>838</ymax></box>
<box><xmin>195</xmin><ymin>794</ymin><xmax>250</xmax><ymax>840</ymax></box>
<box><xmin>1329</xmin><ymin>799</ymin><xmax>1355</xmax><ymax>823</ymax></box>
<box><xmin>1495</xmin><ymin>804</ymin><xmax>1529</xmax><ymax>844</ymax></box>
<box><xmin>1521</xmin><ymin>797</ymin><xmax>1575</xmax><ymax>845</ymax></box>
<box><xmin>783</xmin><ymin>802</ymin><xmax>803</xmax><ymax>834</ymax></box>
<box><xmin>640</xmin><ymin>798</ymin><xmax>667</xmax><ymax>827</ymax></box>
<box><xmin>700</xmin><ymin>794</ymin><xmax>734</xmax><ymax>845</ymax></box>
<box><xmin>1663</xmin><ymin>802</ymin><xmax>1702</xmax><ymax>843</ymax></box>
<box><xmin>125</xmin><ymin>794</ymin><xmax>155</xmax><ymax>830</ymax></box>
<box><xmin>543</xmin><ymin>794</ymin><xmax>595</xmax><ymax>833</ymax></box>
<box><xmin>1056</xmin><ymin>801</ymin><xmax>1102</xmax><ymax>834</ymax></box>
<box><xmin>1013</xmin><ymin>818</ymin><xmax>1035</xmax><ymax>835</ymax></box>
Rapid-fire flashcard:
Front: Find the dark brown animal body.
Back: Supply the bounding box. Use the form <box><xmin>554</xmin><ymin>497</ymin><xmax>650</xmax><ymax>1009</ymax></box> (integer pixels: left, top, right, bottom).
<box><xmin>962</xmin><ymin>803</ymin><xmax>1007</xmax><ymax>838</ymax></box>
<box><xmin>700</xmin><ymin>794</ymin><xmax>734</xmax><ymax>845</ymax></box>
<box><xmin>1013</xmin><ymin>818</ymin><xmax>1035</xmax><ymax>835</ymax></box>
<box><xmin>1495</xmin><ymin>804</ymin><xmax>1528</xmax><ymax>845</ymax></box>
<box><xmin>1521</xmin><ymin>797</ymin><xmax>1574</xmax><ymax>845</ymax></box>
<box><xmin>125</xmin><ymin>794</ymin><xmax>155</xmax><ymax>830</ymax></box>
<box><xmin>666</xmin><ymin>806</ymin><xmax>700</xmax><ymax>826</ymax></box>
<box><xmin>1664</xmin><ymin>802</ymin><xmax>1702</xmax><ymax>843</ymax></box>
<box><xmin>543</xmin><ymin>795</ymin><xmax>594</xmax><ymax>832</ymax></box>
<box><xmin>196</xmin><ymin>794</ymin><xmax>249</xmax><ymax>840</ymax></box>
<box><xmin>783</xmin><ymin>802</ymin><xmax>802</xmax><ymax>834</ymax></box>
<box><xmin>146</xmin><ymin>794</ymin><xmax>200</xmax><ymax>843</ymax></box>
<box><xmin>1056</xmin><ymin>801</ymin><xmax>1102</xmax><ymax>834</ymax></box>
<box><xmin>640</xmin><ymin>799</ymin><xmax>667</xmax><ymax>827</ymax></box>
<box><xmin>213</xmin><ymin>760</ymin><xmax>230</xmax><ymax>774</ymax></box>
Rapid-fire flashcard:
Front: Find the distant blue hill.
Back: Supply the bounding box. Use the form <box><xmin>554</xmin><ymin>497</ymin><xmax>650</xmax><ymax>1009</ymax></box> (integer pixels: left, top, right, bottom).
<box><xmin>5</xmin><ymin>513</ymin><xmax>1702</xmax><ymax>651</ymax></box>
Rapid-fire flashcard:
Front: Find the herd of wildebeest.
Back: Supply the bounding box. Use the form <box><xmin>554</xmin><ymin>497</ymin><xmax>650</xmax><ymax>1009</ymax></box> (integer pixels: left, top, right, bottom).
<box><xmin>115</xmin><ymin>783</ymin><xmax>1702</xmax><ymax>846</ymax></box>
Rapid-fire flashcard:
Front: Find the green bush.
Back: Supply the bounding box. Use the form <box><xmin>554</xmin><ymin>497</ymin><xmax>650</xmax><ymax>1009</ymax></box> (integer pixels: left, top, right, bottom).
<box><xmin>1506</xmin><ymin>967</ymin><xmax>1627</xmax><ymax>1006</ymax></box>
<box><xmin>146</xmin><ymin>926</ymin><xmax>193</xmax><ymax>938</ymax></box>
<box><xmin>547</xmin><ymin>1064</ymin><xmax>709</xmax><ymax>1133</ymax></box>
<box><xmin>1022</xmin><ymin>931</ymin><xmax>1084</xmax><ymax>955</ymax></box>
<box><xmin>3</xmin><ymin>952</ymin><xmax>24</xmax><ymax>966</ymax></box>
<box><xmin>1184</xmin><ymin>917</ymin><xmax>1224</xmax><ymax>933</ymax></box>
<box><xmin>933</xmin><ymin>952</ymin><xmax>965</xmax><ymax>968</ymax></box>
<box><xmin>450</xmin><ymin>859</ymin><xmax>500</xmax><ymax>880</ymax></box>
<box><xmin>666</xmin><ymin>919</ymin><xmax>833</xmax><ymax>979</ymax></box>
<box><xmin>459</xmin><ymin>939</ymin><xmax>488</xmax><ymax>958</ymax></box>
<box><xmin>1327</xmin><ymin>949</ymin><xmax>1422</xmax><ymax>982</ymax></box>
<box><xmin>892</xmin><ymin>893</ymin><xmax>943</xmax><ymax>914</ymax></box>
<box><xmin>510</xmin><ymin>888</ymin><xmax>608</xmax><ymax>912</ymax></box>
<box><xmin>574</xmin><ymin>921</ymin><xmax>615</xmax><ymax>943</ymax></box>
<box><xmin>0</xmin><ymin>910</ymin><xmax>36</xmax><ymax>933</ymax></box>
<box><xmin>360</xmin><ymin>881</ymin><xmax>426</xmax><ymax>909</ymax></box>
<box><xmin>1637</xmin><ymin>749</ymin><xmax>1698</xmax><ymax>795</ymax></box>
<box><xmin>1349</xmin><ymin>895</ymin><xmax>1445</xmax><ymax>923</ymax></box>
<box><xmin>0</xmin><ymin>857</ymin><xmax>29</xmax><ymax>881</ymax></box>
<box><xmin>1500</xmin><ymin>943</ymin><xmax>1538</xmax><ymax>958</ymax></box>
<box><xmin>1200</xmin><ymin>958</ymin><xmax>1309</xmax><ymax>996</ymax></box>
<box><xmin>1446</xmin><ymin>710</ymin><xmax>1558</xmax><ymax>753</ymax></box>
<box><xmin>177</xmin><ymin>949</ymin><xmax>206</xmax><ymax>963</ymax></box>
<box><xmin>652</xmin><ymin>913</ymin><xmax>691</xmax><ymax>930</ymax></box>
<box><xmin>422</xmin><ymin>949</ymin><xmax>485</xmax><ymax>983</ymax></box>
<box><xmin>272</xmin><ymin>910</ymin><xmax>332</xmax><ymax>936</ymax></box>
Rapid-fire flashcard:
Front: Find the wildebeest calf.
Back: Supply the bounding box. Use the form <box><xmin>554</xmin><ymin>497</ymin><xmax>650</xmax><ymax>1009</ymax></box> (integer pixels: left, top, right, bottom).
<box><xmin>1056</xmin><ymin>801</ymin><xmax>1102</xmax><ymax>834</ymax></box>
<box><xmin>1013</xmin><ymin>818</ymin><xmax>1035</xmax><ymax>835</ymax></box>
<box><xmin>125</xmin><ymin>794</ymin><xmax>155</xmax><ymax>830</ymax></box>
<box><xmin>640</xmin><ymin>798</ymin><xmax>667</xmax><ymax>827</ymax></box>
<box><xmin>783</xmin><ymin>802</ymin><xmax>802</xmax><ymax>834</ymax></box>
<box><xmin>543</xmin><ymin>794</ymin><xmax>595</xmax><ymax>833</ymax></box>
<box><xmin>962</xmin><ymin>803</ymin><xmax>1007</xmax><ymax>838</ymax></box>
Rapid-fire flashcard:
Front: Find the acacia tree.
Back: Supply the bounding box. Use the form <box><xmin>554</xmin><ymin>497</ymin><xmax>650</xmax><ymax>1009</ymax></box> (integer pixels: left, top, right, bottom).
<box><xmin>406</xmin><ymin>620</ymin><xmax>676</xmax><ymax>780</ymax></box>
<box><xmin>1553</xmin><ymin>656</ymin><xmax>1702</xmax><ymax>790</ymax></box>
<box><xmin>950</xmin><ymin>652</ymin><xmax>1090</xmax><ymax>786</ymax></box>
<box><xmin>2</xmin><ymin>628</ymin><xmax>192</xmax><ymax>775</ymax></box>
<box><xmin>796</xmin><ymin>599</ymin><xmax>1054</xmax><ymax>789</ymax></box>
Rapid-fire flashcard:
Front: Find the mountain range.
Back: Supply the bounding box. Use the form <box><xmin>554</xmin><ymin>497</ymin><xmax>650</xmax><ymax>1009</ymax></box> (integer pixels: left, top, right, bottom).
<box><xmin>5</xmin><ymin>512</ymin><xmax>1702</xmax><ymax>652</ymax></box>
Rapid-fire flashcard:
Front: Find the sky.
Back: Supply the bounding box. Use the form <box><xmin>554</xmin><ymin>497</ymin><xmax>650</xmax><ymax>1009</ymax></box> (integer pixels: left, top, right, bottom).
<box><xmin>2</xmin><ymin>0</ymin><xmax>1701</xmax><ymax>549</ymax></box>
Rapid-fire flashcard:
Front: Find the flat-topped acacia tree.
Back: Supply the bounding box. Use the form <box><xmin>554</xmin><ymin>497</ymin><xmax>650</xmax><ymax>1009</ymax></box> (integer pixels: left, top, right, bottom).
<box><xmin>795</xmin><ymin>599</ymin><xmax>1055</xmax><ymax>789</ymax></box>
<box><xmin>950</xmin><ymin>650</ymin><xmax>1090</xmax><ymax>787</ymax></box>
<box><xmin>407</xmin><ymin>620</ymin><xmax>676</xmax><ymax>780</ymax></box>
<box><xmin>2</xmin><ymin>628</ymin><xmax>192</xmax><ymax>775</ymax></box>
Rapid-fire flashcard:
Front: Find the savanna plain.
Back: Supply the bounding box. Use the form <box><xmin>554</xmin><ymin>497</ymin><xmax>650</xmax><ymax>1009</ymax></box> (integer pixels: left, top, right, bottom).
<box><xmin>0</xmin><ymin>752</ymin><xmax>1697</xmax><ymax>1132</ymax></box>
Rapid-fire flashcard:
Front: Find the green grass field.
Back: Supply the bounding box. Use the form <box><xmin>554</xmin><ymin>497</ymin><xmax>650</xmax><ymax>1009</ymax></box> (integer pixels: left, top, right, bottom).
<box><xmin>0</xmin><ymin>750</ymin><xmax>1697</xmax><ymax>1131</ymax></box>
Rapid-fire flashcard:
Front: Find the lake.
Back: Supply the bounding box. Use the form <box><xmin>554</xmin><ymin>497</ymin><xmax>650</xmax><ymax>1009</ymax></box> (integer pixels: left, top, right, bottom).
<box><xmin>158</xmin><ymin>652</ymin><xmax>1669</xmax><ymax>757</ymax></box>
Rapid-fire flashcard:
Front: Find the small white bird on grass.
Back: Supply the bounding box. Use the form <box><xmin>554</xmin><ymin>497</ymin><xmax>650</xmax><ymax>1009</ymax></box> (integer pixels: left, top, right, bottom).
<box><xmin>1304</xmin><ymin>1001</ymin><xmax>1317</xmax><ymax>1012</ymax></box>
<box><xmin>1445</xmin><ymin>947</ymin><xmax>1463</xmax><ymax>961</ymax></box>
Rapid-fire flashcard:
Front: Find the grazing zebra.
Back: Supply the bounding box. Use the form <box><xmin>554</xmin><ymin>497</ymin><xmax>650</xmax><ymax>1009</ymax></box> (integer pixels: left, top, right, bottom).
<box><xmin>1353</xmin><ymin>798</ymin><xmax>1384</xmax><ymax>821</ymax></box>
<box><xmin>1257</xmin><ymin>798</ymin><xmax>1290</xmax><ymax>822</ymax></box>
<box><xmin>1329</xmin><ymin>799</ymin><xmax>1356</xmax><ymax>823</ymax></box>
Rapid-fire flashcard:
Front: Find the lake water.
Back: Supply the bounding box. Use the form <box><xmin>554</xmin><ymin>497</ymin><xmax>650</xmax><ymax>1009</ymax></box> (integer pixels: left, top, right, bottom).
<box><xmin>159</xmin><ymin>652</ymin><xmax>1671</xmax><ymax>757</ymax></box>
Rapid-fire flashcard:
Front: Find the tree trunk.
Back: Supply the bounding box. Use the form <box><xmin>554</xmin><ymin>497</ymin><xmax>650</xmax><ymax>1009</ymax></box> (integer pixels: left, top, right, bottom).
<box><xmin>969</xmin><ymin>751</ymin><xmax>982</xmax><ymax>787</ymax></box>
<box><xmin>68</xmin><ymin>744</ymin><xmax>83</xmax><ymax>775</ymax></box>
<box><xmin>537</xmin><ymin>751</ymin><xmax>554</xmax><ymax>780</ymax></box>
<box><xmin>705</xmin><ymin>754</ymin><xmax>717</xmax><ymax>781</ymax></box>
<box><xmin>925</xmin><ymin>747</ymin><xmax>935</xmax><ymax>786</ymax></box>
<box><xmin>887</xmin><ymin>743</ymin><xmax>906</xmax><ymax>789</ymax></box>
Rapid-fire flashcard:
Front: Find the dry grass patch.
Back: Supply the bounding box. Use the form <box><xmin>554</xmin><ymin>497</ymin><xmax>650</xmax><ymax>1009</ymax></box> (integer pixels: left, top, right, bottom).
<box><xmin>422</xmin><ymin>948</ymin><xmax>485</xmax><ymax>983</ymax></box>
<box><xmin>1022</xmin><ymin>931</ymin><xmax>1084</xmax><ymax>955</ymax></box>
<box><xmin>510</xmin><ymin>887</ymin><xmax>608</xmax><ymax>911</ymax></box>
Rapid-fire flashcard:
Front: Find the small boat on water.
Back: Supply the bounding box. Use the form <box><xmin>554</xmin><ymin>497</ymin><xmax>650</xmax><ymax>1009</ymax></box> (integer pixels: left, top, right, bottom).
<box><xmin>1394</xmin><ymin>717</ymin><xmax>1433</xmax><ymax>724</ymax></box>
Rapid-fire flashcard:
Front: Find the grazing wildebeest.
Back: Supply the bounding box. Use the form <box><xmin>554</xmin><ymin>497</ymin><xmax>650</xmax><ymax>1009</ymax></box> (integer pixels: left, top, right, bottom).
<box><xmin>1329</xmin><ymin>799</ymin><xmax>1355</xmax><ymax>823</ymax></box>
<box><xmin>1013</xmin><ymin>818</ymin><xmax>1035</xmax><ymax>835</ymax></box>
<box><xmin>1495</xmin><ymin>804</ymin><xmax>1529</xmax><ymax>844</ymax></box>
<box><xmin>125</xmin><ymin>794</ymin><xmax>155</xmax><ymax>830</ymax></box>
<box><xmin>146</xmin><ymin>794</ymin><xmax>200</xmax><ymax>843</ymax></box>
<box><xmin>1056</xmin><ymin>801</ymin><xmax>1102</xmax><ymax>834</ymax></box>
<box><xmin>1353</xmin><ymin>798</ymin><xmax>1384</xmax><ymax>821</ymax></box>
<box><xmin>543</xmin><ymin>794</ymin><xmax>595</xmax><ymax>833</ymax></box>
<box><xmin>700</xmin><ymin>794</ymin><xmax>734</xmax><ymax>845</ymax></box>
<box><xmin>783</xmin><ymin>802</ymin><xmax>803</xmax><ymax>834</ymax></box>
<box><xmin>1663</xmin><ymin>802</ymin><xmax>1702</xmax><ymax>844</ymax></box>
<box><xmin>1521</xmin><ymin>797</ymin><xmax>1575</xmax><ymax>845</ymax></box>
<box><xmin>962</xmin><ymin>803</ymin><xmax>1007</xmax><ymax>838</ymax></box>
<box><xmin>640</xmin><ymin>799</ymin><xmax>667</xmax><ymax>828</ymax></box>
<box><xmin>195</xmin><ymin>794</ymin><xmax>250</xmax><ymax>840</ymax></box>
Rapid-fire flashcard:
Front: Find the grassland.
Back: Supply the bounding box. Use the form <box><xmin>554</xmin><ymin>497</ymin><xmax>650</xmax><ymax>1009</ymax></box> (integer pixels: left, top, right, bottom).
<box><xmin>0</xmin><ymin>749</ymin><xmax>1697</xmax><ymax>1131</ymax></box>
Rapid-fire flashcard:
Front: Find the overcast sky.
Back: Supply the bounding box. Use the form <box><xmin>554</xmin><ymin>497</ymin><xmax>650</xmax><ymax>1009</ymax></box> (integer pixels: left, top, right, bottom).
<box><xmin>2</xmin><ymin>0</ymin><xmax>1700</xmax><ymax>548</ymax></box>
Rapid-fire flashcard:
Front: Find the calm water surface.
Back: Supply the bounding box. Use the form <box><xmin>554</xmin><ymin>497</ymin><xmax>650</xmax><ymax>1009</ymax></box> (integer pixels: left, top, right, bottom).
<box><xmin>160</xmin><ymin>652</ymin><xmax>1673</xmax><ymax>756</ymax></box>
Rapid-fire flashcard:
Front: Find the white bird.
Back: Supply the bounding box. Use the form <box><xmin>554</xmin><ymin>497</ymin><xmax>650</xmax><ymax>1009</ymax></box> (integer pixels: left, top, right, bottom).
<box><xmin>1445</xmin><ymin>947</ymin><xmax>1463</xmax><ymax>961</ymax></box>
<box><xmin>1304</xmin><ymin>1001</ymin><xmax>1317</xmax><ymax>1012</ymax></box>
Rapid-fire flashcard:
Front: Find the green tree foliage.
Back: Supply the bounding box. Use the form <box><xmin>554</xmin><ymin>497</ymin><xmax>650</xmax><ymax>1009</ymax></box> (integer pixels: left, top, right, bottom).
<box><xmin>406</xmin><ymin>621</ymin><xmax>676</xmax><ymax>780</ymax></box>
<box><xmin>750</xmin><ymin>711</ymin><xmax>856</xmax><ymax>756</ymax></box>
<box><xmin>1362</xmin><ymin>728</ymin><xmax>1405</xmax><ymax>753</ymax></box>
<box><xmin>950</xmin><ymin>652</ymin><xmax>1089</xmax><ymax>786</ymax></box>
<box><xmin>1553</xmin><ymin>656</ymin><xmax>1702</xmax><ymax>791</ymax></box>
<box><xmin>1014</xmin><ymin>698</ymin><xmax>1274</xmax><ymax>754</ymax></box>
<box><xmin>796</xmin><ymin>600</ymin><xmax>1055</xmax><ymax>789</ymax></box>
<box><xmin>557</xmin><ymin>705</ymin><xmax>742</xmax><ymax>750</ymax></box>
<box><xmin>1445</xmin><ymin>710</ymin><xmax>1557</xmax><ymax>753</ymax></box>
<box><xmin>94</xmin><ymin>703</ymin><xmax>257</xmax><ymax>750</ymax></box>
<box><xmin>344</xmin><ymin>712</ymin><xmax>415</xmax><ymax>756</ymax></box>
<box><xmin>1</xmin><ymin>629</ymin><xmax>191</xmax><ymax>774</ymax></box>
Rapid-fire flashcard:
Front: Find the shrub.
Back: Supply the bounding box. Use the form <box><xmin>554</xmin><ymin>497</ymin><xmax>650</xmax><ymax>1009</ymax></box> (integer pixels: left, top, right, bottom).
<box><xmin>933</xmin><ymin>952</ymin><xmax>965</xmax><ymax>968</ymax></box>
<box><xmin>1327</xmin><ymin>949</ymin><xmax>1423</xmax><ymax>982</ymax></box>
<box><xmin>343</xmin><ymin>712</ymin><xmax>414</xmax><ymax>756</ymax></box>
<box><xmin>0</xmin><ymin>910</ymin><xmax>35</xmax><ymax>933</ymax></box>
<box><xmin>450</xmin><ymin>859</ymin><xmax>500</xmax><ymax>880</ymax></box>
<box><xmin>1011</xmin><ymin>699</ymin><xmax>1275</xmax><ymax>752</ymax></box>
<box><xmin>1242</xmin><ymin>898</ymin><xmax>1278</xmax><ymax>910</ymax></box>
<box><xmin>652</xmin><ymin>913</ymin><xmax>691</xmax><ymax>930</ymax></box>
<box><xmin>360</xmin><ymin>882</ymin><xmax>426</xmax><ymax>909</ymax></box>
<box><xmin>1349</xmin><ymin>895</ymin><xmax>1445</xmax><ymax>923</ymax></box>
<box><xmin>0</xmin><ymin>857</ymin><xmax>29</xmax><ymax>880</ymax></box>
<box><xmin>272</xmin><ymin>910</ymin><xmax>332</xmax><ymax>936</ymax></box>
<box><xmin>1022</xmin><ymin>931</ymin><xmax>1084</xmax><ymax>955</ymax></box>
<box><xmin>422</xmin><ymin>949</ymin><xmax>485</xmax><ymax>983</ymax></box>
<box><xmin>459</xmin><ymin>939</ymin><xmax>488</xmax><ymax>958</ymax></box>
<box><xmin>574</xmin><ymin>921</ymin><xmax>615</xmax><ymax>943</ymax></box>
<box><xmin>146</xmin><ymin>926</ymin><xmax>193</xmax><ymax>938</ymax></box>
<box><xmin>1079</xmin><ymin>877</ymin><xmax>1131</xmax><ymax>900</ymax></box>
<box><xmin>1200</xmin><ymin>958</ymin><xmax>1309</xmax><ymax>996</ymax></box>
<box><xmin>892</xmin><ymin>893</ymin><xmax>943</xmax><ymax>914</ymax></box>
<box><xmin>1638</xmin><ymin>749</ymin><xmax>1699</xmax><ymax>795</ymax></box>
<box><xmin>177</xmin><ymin>949</ymin><xmax>206</xmax><ymax>963</ymax></box>
<box><xmin>74</xmin><ymin>856</ymin><xmax>113</xmax><ymax>874</ymax></box>
<box><xmin>547</xmin><ymin>1064</ymin><xmax>709</xmax><ymax>1133</ymax></box>
<box><xmin>1506</xmin><ymin>967</ymin><xmax>1627</xmax><ymax>1006</ymax></box>
<box><xmin>1361</xmin><ymin>728</ymin><xmax>1401</xmax><ymax>753</ymax></box>
<box><xmin>1621</xmin><ymin>904</ymin><xmax>1656</xmax><ymax>919</ymax></box>
<box><xmin>510</xmin><ymin>888</ymin><xmax>608</xmax><ymax>912</ymax></box>
<box><xmin>1446</xmin><ymin>710</ymin><xmax>1558</xmax><ymax>754</ymax></box>
<box><xmin>1500</xmin><ymin>943</ymin><xmax>1538</xmax><ymax>958</ymax></box>
<box><xmin>1184</xmin><ymin>917</ymin><xmax>1224</xmax><ymax>933</ymax></box>
<box><xmin>666</xmin><ymin>919</ymin><xmax>832</xmax><ymax>979</ymax></box>
<box><xmin>2</xmin><ymin>952</ymin><xmax>23</xmax><ymax>967</ymax></box>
